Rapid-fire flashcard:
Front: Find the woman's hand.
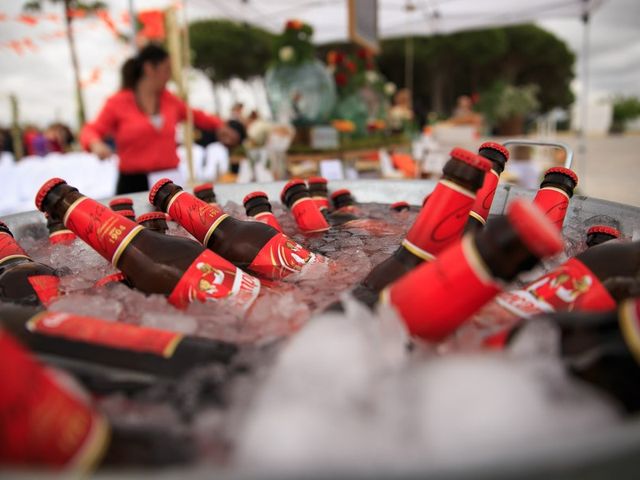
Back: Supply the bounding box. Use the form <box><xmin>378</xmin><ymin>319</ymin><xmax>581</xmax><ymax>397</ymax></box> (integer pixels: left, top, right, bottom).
<box><xmin>90</xmin><ymin>140</ymin><xmax>114</xmax><ymax>160</ymax></box>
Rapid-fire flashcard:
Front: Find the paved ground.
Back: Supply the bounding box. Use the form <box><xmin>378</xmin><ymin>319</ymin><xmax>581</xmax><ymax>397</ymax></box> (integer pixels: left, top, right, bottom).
<box><xmin>492</xmin><ymin>134</ymin><xmax>640</xmax><ymax>207</ymax></box>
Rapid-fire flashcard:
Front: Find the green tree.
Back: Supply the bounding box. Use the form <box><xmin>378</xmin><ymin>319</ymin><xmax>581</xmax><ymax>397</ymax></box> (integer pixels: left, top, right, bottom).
<box><xmin>611</xmin><ymin>96</ymin><xmax>640</xmax><ymax>132</ymax></box>
<box><xmin>24</xmin><ymin>1</ymin><xmax>106</xmax><ymax>126</ymax></box>
<box><xmin>189</xmin><ymin>20</ymin><xmax>274</xmax><ymax>83</ymax></box>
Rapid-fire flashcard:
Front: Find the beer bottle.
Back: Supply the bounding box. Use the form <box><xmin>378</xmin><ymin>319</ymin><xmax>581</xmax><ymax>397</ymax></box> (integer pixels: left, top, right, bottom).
<box><xmin>464</xmin><ymin>141</ymin><xmax>510</xmax><ymax>232</ymax></box>
<box><xmin>36</xmin><ymin>178</ymin><xmax>261</xmax><ymax>310</ymax></box>
<box><xmin>306</xmin><ymin>177</ymin><xmax>331</xmax><ymax>213</ymax></box>
<box><xmin>150</xmin><ymin>178</ymin><xmax>321</xmax><ymax>279</ymax></box>
<box><xmin>243</xmin><ymin>191</ymin><xmax>283</xmax><ymax>233</ymax></box>
<box><xmin>109</xmin><ymin>197</ymin><xmax>136</xmax><ymax>221</ymax></box>
<box><xmin>380</xmin><ymin>199</ymin><xmax>563</xmax><ymax>342</ymax></box>
<box><xmin>0</xmin><ymin>302</ymin><xmax>237</xmax><ymax>393</ymax></box>
<box><xmin>45</xmin><ymin>213</ymin><xmax>76</xmax><ymax>245</ymax></box>
<box><xmin>390</xmin><ymin>201</ymin><xmax>410</xmax><ymax>212</ymax></box>
<box><xmin>500</xmin><ymin>298</ymin><xmax>640</xmax><ymax>413</ymax></box>
<box><xmin>496</xmin><ymin>239</ymin><xmax>640</xmax><ymax>319</ymax></box>
<box><xmin>0</xmin><ymin>221</ymin><xmax>60</xmax><ymax>306</ymax></box>
<box><xmin>280</xmin><ymin>179</ymin><xmax>331</xmax><ymax>234</ymax></box>
<box><xmin>137</xmin><ymin>211</ymin><xmax>169</xmax><ymax>234</ymax></box>
<box><xmin>360</xmin><ymin>148</ymin><xmax>491</xmax><ymax>294</ymax></box>
<box><xmin>194</xmin><ymin>182</ymin><xmax>218</xmax><ymax>206</ymax></box>
<box><xmin>0</xmin><ymin>331</ymin><xmax>196</xmax><ymax>470</ymax></box>
<box><xmin>532</xmin><ymin>167</ymin><xmax>578</xmax><ymax>230</ymax></box>
<box><xmin>586</xmin><ymin>225</ymin><xmax>621</xmax><ymax>248</ymax></box>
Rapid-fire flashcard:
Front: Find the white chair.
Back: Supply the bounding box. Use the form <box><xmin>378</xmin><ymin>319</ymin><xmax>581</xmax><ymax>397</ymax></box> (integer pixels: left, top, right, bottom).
<box><xmin>236</xmin><ymin>158</ymin><xmax>253</xmax><ymax>183</ymax></box>
<box><xmin>254</xmin><ymin>150</ymin><xmax>274</xmax><ymax>182</ymax></box>
<box><xmin>319</xmin><ymin>159</ymin><xmax>345</xmax><ymax>181</ymax></box>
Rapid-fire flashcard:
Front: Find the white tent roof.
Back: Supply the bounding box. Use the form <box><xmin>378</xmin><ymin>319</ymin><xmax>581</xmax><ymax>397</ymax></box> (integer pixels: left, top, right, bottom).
<box><xmin>184</xmin><ymin>0</ymin><xmax>605</xmax><ymax>43</ymax></box>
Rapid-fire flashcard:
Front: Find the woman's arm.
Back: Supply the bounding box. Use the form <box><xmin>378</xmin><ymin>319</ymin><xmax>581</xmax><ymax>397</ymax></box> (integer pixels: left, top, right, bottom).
<box><xmin>79</xmin><ymin>96</ymin><xmax>119</xmax><ymax>157</ymax></box>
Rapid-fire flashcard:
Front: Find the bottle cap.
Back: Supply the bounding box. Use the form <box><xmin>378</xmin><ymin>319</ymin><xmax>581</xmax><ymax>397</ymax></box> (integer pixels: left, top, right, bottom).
<box><xmin>479</xmin><ymin>142</ymin><xmax>510</xmax><ymax>160</ymax></box>
<box><xmin>506</xmin><ymin>199</ymin><xmax>564</xmax><ymax>258</ymax></box>
<box><xmin>148</xmin><ymin>178</ymin><xmax>174</xmax><ymax>205</ymax></box>
<box><xmin>243</xmin><ymin>191</ymin><xmax>268</xmax><ymax>205</ymax></box>
<box><xmin>390</xmin><ymin>201</ymin><xmax>410</xmax><ymax>211</ymax></box>
<box><xmin>0</xmin><ymin>220</ymin><xmax>12</xmax><ymax>236</ymax></box>
<box><xmin>450</xmin><ymin>148</ymin><xmax>492</xmax><ymax>172</ymax></box>
<box><xmin>35</xmin><ymin>178</ymin><xmax>67</xmax><ymax>212</ymax></box>
<box><xmin>194</xmin><ymin>183</ymin><xmax>214</xmax><ymax>194</ymax></box>
<box><xmin>545</xmin><ymin>167</ymin><xmax>578</xmax><ymax>186</ymax></box>
<box><xmin>137</xmin><ymin>212</ymin><xmax>167</xmax><ymax>224</ymax></box>
<box><xmin>330</xmin><ymin>188</ymin><xmax>353</xmax><ymax>201</ymax></box>
<box><xmin>587</xmin><ymin>225</ymin><xmax>621</xmax><ymax>238</ymax></box>
<box><xmin>280</xmin><ymin>179</ymin><xmax>306</xmax><ymax>204</ymax></box>
<box><xmin>307</xmin><ymin>177</ymin><xmax>328</xmax><ymax>185</ymax></box>
<box><xmin>108</xmin><ymin>197</ymin><xmax>133</xmax><ymax>208</ymax></box>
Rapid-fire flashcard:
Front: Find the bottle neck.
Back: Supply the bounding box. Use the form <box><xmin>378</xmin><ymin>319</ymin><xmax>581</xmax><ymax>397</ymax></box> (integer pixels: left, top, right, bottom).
<box><xmin>0</xmin><ymin>231</ymin><xmax>30</xmax><ymax>265</ymax></box>
<box><xmin>44</xmin><ymin>185</ymin><xmax>143</xmax><ymax>266</ymax></box>
<box><xmin>157</xmin><ymin>186</ymin><xmax>228</xmax><ymax>246</ymax></box>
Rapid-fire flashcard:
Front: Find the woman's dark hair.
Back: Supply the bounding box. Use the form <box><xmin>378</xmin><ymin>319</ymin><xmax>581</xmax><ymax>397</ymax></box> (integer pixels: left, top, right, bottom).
<box><xmin>121</xmin><ymin>44</ymin><xmax>169</xmax><ymax>90</ymax></box>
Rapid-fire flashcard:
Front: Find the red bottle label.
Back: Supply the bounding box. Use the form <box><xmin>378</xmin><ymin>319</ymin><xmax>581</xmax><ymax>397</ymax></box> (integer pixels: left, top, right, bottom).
<box><xmin>253</xmin><ymin>211</ymin><xmax>283</xmax><ymax>233</ymax></box>
<box><xmin>312</xmin><ymin>197</ymin><xmax>330</xmax><ymax>211</ymax></box>
<box><xmin>290</xmin><ymin>197</ymin><xmax>330</xmax><ymax>233</ymax></box>
<box><xmin>383</xmin><ymin>236</ymin><xmax>501</xmax><ymax>342</ymax></box>
<box><xmin>533</xmin><ymin>187</ymin><xmax>569</xmax><ymax>230</ymax></box>
<box><xmin>28</xmin><ymin>311</ymin><xmax>184</xmax><ymax>358</ymax></box>
<box><xmin>0</xmin><ymin>332</ymin><xmax>109</xmax><ymax>470</ymax></box>
<box><xmin>166</xmin><ymin>191</ymin><xmax>227</xmax><ymax>245</ymax></box>
<box><xmin>248</xmin><ymin>233</ymin><xmax>318</xmax><ymax>279</ymax></box>
<box><xmin>0</xmin><ymin>231</ymin><xmax>29</xmax><ymax>264</ymax></box>
<box><xmin>496</xmin><ymin>258</ymin><xmax>616</xmax><ymax>319</ymax></box>
<box><xmin>168</xmin><ymin>249</ymin><xmax>261</xmax><ymax>310</ymax></box>
<box><xmin>93</xmin><ymin>272</ymin><xmax>126</xmax><ymax>288</ymax></box>
<box><xmin>469</xmin><ymin>169</ymin><xmax>500</xmax><ymax>224</ymax></box>
<box><xmin>49</xmin><ymin>230</ymin><xmax>76</xmax><ymax>245</ymax></box>
<box><xmin>27</xmin><ymin>275</ymin><xmax>60</xmax><ymax>306</ymax></box>
<box><xmin>403</xmin><ymin>180</ymin><xmax>475</xmax><ymax>261</ymax></box>
<box><xmin>64</xmin><ymin>197</ymin><xmax>143</xmax><ymax>266</ymax></box>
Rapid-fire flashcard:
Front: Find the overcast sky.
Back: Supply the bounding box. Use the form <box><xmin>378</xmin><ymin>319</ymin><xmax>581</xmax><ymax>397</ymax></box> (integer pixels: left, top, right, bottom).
<box><xmin>0</xmin><ymin>0</ymin><xmax>638</xmax><ymax>129</ymax></box>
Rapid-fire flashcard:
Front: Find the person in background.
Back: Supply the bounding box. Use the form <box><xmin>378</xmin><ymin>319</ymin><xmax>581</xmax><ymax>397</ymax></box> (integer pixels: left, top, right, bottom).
<box><xmin>450</xmin><ymin>95</ymin><xmax>483</xmax><ymax>129</ymax></box>
<box><xmin>80</xmin><ymin>44</ymin><xmax>244</xmax><ymax>194</ymax></box>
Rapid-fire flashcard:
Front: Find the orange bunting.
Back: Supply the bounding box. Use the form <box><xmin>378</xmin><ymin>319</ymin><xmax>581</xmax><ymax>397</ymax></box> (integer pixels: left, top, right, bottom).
<box><xmin>0</xmin><ymin>13</ymin><xmax>7</xmax><ymax>22</ymax></box>
<box><xmin>67</xmin><ymin>8</ymin><xmax>87</xmax><ymax>19</ymax></box>
<box><xmin>120</xmin><ymin>11</ymin><xmax>130</xmax><ymax>25</ymax></box>
<box><xmin>137</xmin><ymin>10</ymin><xmax>165</xmax><ymax>40</ymax></box>
<box><xmin>7</xmin><ymin>40</ymin><xmax>25</xmax><ymax>55</ymax></box>
<box><xmin>97</xmin><ymin>10</ymin><xmax>118</xmax><ymax>35</ymax></box>
<box><xmin>45</xmin><ymin>13</ymin><xmax>61</xmax><ymax>22</ymax></box>
<box><xmin>80</xmin><ymin>67</ymin><xmax>102</xmax><ymax>88</ymax></box>
<box><xmin>17</xmin><ymin>14</ymin><xmax>38</xmax><ymax>26</ymax></box>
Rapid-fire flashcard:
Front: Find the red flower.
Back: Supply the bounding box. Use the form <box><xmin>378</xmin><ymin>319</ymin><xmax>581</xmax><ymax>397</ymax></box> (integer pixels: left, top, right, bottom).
<box><xmin>334</xmin><ymin>51</ymin><xmax>345</xmax><ymax>64</ymax></box>
<box><xmin>356</xmin><ymin>48</ymin><xmax>371</xmax><ymax>60</ymax></box>
<box><xmin>366</xmin><ymin>60</ymin><xmax>374</xmax><ymax>70</ymax></box>
<box><xmin>335</xmin><ymin>72</ymin><xmax>348</xmax><ymax>87</ymax></box>
<box><xmin>345</xmin><ymin>61</ymin><xmax>357</xmax><ymax>73</ymax></box>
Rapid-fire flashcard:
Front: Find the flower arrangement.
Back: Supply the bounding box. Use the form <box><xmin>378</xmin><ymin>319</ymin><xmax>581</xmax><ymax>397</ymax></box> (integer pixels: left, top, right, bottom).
<box><xmin>273</xmin><ymin>19</ymin><xmax>315</xmax><ymax>66</ymax></box>
<box><xmin>331</xmin><ymin>119</ymin><xmax>356</xmax><ymax>133</ymax></box>
<box><xmin>326</xmin><ymin>48</ymin><xmax>383</xmax><ymax>94</ymax></box>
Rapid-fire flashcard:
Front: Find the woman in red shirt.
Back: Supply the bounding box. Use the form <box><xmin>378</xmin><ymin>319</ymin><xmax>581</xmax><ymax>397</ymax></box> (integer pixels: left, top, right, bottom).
<box><xmin>80</xmin><ymin>44</ymin><xmax>244</xmax><ymax>194</ymax></box>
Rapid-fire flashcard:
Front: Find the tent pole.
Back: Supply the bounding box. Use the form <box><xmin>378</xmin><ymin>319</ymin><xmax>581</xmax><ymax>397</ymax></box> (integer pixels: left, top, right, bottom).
<box><xmin>128</xmin><ymin>0</ymin><xmax>137</xmax><ymax>50</ymax></box>
<box><xmin>578</xmin><ymin>3</ymin><xmax>590</xmax><ymax>191</ymax></box>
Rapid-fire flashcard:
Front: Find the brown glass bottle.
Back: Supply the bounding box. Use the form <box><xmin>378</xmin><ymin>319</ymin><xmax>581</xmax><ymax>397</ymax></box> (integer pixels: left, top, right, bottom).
<box><xmin>328</xmin><ymin>189</ymin><xmax>362</xmax><ymax>225</ymax></box>
<box><xmin>306</xmin><ymin>177</ymin><xmax>331</xmax><ymax>212</ymax></box>
<box><xmin>109</xmin><ymin>197</ymin><xmax>136</xmax><ymax>221</ymax></box>
<box><xmin>0</xmin><ymin>331</ymin><xmax>196</xmax><ymax>470</ymax></box>
<box><xmin>243</xmin><ymin>191</ymin><xmax>283</xmax><ymax>233</ymax></box>
<box><xmin>464</xmin><ymin>141</ymin><xmax>510</xmax><ymax>233</ymax></box>
<box><xmin>360</xmin><ymin>148</ymin><xmax>491</xmax><ymax>295</ymax></box>
<box><xmin>194</xmin><ymin>182</ymin><xmax>218</xmax><ymax>205</ymax></box>
<box><xmin>45</xmin><ymin>213</ymin><xmax>76</xmax><ymax>244</ymax></box>
<box><xmin>379</xmin><ymin>199</ymin><xmax>563</xmax><ymax>341</ymax></box>
<box><xmin>532</xmin><ymin>167</ymin><xmax>578</xmax><ymax>230</ymax></box>
<box><xmin>496</xmin><ymin>239</ymin><xmax>640</xmax><ymax>320</ymax></box>
<box><xmin>150</xmin><ymin>178</ymin><xmax>320</xmax><ymax>279</ymax></box>
<box><xmin>137</xmin><ymin>211</ymin><xmax>169</xmax><ymax>234</ymax></box>
<box><xmin>390</xmin><ymin>201</ymin><xmax>410</xmax><ymax>212</ymax></box>
<box><xmin>0</xmin><ymin>221</ymin><xmax>60</xmax><ymax>306</ymax></box>
<box><xmin>503</xmin><ymin>298</ymin><xmax>640</xmax><ymax>413</ymax></box>
<box><xmin>36</xmin><ymin>178</ymin><xmax>261</xmax><ymax>310</ymax></box>
<box><xmin>281</xmin><ymin>179</ymin><xmax>331</xmax><ymax>233</ymax></box>
<box><xmin>586</xmin><ymin>225</ymin><xmax>621</xmax><ymax>248</ymax></box>
<box><xmin>0</xmin><ymin>301</ymin><xmax>238</xmax><ymax>392</ymax></box>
